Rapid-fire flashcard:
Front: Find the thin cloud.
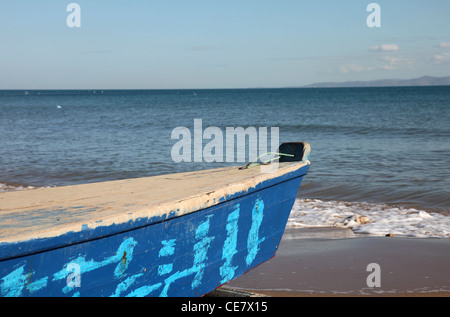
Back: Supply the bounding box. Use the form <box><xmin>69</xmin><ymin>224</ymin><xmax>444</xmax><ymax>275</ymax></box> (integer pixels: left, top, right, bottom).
<box><xmin>437</xmin><ymin>42</ymin><xmax>450</xmax><ymax>48</ymax></box>
<box><xmin>369</xmin><ymin>44</ymin><xmax>400</xmax><ymax>52</ymax></box>
<box><xmin>381</xmin><ymin>55</ymin><xmax>415</xmax><ymax>70</ymax></box>
<box><xmin>433</xmin><ymin>53</ymin><xmax>450</xmax><ymax>64</ymax></box>
<box><xmin>339</xmin><ymin>55</ymin><xmax>415</xmax><ymax>74</ymax></box>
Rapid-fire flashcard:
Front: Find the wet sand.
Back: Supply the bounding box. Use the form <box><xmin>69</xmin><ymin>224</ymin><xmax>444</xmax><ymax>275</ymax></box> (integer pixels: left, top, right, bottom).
<box><xmin>225</xmin><ymin>228</ymin><xmax>450</xmax><ymax>296</ymax></box>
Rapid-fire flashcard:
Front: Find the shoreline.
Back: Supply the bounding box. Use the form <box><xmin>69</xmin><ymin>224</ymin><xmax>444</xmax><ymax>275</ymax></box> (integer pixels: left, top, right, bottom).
<box><xmin>224</xmin><ymin>228</ymin><xmax>450</xmax><ymax>297</ymax></box>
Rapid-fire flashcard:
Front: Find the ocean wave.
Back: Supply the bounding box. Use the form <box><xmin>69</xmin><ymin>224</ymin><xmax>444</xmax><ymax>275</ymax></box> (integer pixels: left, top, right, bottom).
<box><xmin>287</xmin><ymin>198</ymin><xmax>450</xmax><ymax>238</ymax></box>
<box><xmin>0</xmin><ymin>182</ymin><xmax>35</xmax><ymax>192</ymax></box>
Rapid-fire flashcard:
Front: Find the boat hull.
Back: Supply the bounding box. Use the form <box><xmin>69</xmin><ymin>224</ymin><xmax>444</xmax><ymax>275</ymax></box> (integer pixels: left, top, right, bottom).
<box><xmin>0</xmin><ymin>172</ymin><xmax>305</xmax><ymax>297</ymax></box>
<box><xmin>1</xmin><ymin>141</ymin><xmax>311</xmax><ymax>297</ymax></box>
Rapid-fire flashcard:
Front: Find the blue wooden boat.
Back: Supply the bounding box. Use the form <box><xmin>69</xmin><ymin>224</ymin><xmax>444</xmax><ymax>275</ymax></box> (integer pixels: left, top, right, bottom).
<box><xmin>0</xmin><ymin>142</ymin><xmax>310</xmax><ymax>297</ymax></box>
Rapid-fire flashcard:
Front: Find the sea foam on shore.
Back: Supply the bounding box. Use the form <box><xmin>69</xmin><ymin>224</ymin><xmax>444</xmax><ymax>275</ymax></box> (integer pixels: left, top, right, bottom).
<box><xmin>0</xmin><ymin>182</ymin><xmax>35</xmax><ymax>192</ymax></box>
<box><xmin>288</xmin><ymin>198</ymin><xmax>450</xmax><ymax>238</ymax></box>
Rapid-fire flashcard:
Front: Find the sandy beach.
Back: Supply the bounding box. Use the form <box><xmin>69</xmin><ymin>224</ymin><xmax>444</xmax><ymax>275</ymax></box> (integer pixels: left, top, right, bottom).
<box><xmin>224</xmin><ymin>228</ymin><xmax>450</xmax><ymax>297</ymax></box>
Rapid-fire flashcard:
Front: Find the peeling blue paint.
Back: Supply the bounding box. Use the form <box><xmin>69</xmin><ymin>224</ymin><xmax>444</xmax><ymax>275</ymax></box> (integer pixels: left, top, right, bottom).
<box><xmin>52</xmin><ymin>237</ymin><xmax>138</xmax><ymax>294</ymax></box>
<box><xmin>158</xmin><ymin>264</ymin><xmax>173</xmax><ymax>276</ymax></box>
<box><xmin>158</xmin><ymin>239</ymin><xmax>176</xmax><ymax>277</ymax></box>
<box><xmin>27</xmin><ymin>276</ymin><xmax>48</xmax><ymax>293</ymax></box>
<box><xmin>159</xmin><ymin>239</ymin><xmax>176</xmax><ymax>257</ymax></box>
<box><xmin>126</xmin><ymin>282</ymin><xmax>162</xmax><ymax>297</ymax></box>
<box><xmin>0</xmin><ymin>265</ymin><xmax>48</xmax><ymax>297</ymax></box>
<box><xmin>192</xmin><ymin>215</ymin><xmax>215</xmax><ymax>289</ymax></box>
<box><xmin>111</xmin><ymin>273</ymin><xmax>143</xmax><ymax>297</ymax></box>
<box><xmin>246</xmin><ymin>199</ymin><xmax>266</xmax><ymax>266</ymax></box>
<box><xmin>0</xmin><ymin>266</ymin><xmax>27</xmax><ymax>297</ymax></box>
<box><xmin>158</xmin><ymin>216</ymin><xmax>216</xmax><ymax>297</ymax></box>
<box><xmin>220</xmin><ymin>206</ymin><xmax>240</xmax><ymax>283</ymax></box>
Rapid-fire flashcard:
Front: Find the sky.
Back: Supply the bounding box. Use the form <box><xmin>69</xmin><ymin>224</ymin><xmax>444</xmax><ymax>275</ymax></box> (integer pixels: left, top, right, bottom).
<box><xmin>0</xmin><ymin>0</ymin><xmax>449</xmax><ymax>89</ymax></box>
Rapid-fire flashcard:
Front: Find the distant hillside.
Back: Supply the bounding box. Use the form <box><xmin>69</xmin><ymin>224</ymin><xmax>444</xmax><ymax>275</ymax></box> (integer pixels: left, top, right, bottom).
<box><xmin>303</xmin><ymin>76</ymin><xmax>450</xmax><ymax>88</ymax></box>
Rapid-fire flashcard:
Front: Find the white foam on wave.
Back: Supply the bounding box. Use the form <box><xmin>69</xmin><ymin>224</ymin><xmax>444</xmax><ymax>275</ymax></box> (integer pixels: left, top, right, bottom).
<box><xmin>288</xmin><ymin>198</ymin><xmax>450</xmax><ymax>238</ymax></box>
<box><xmin>0</xmin><ymin>183</ymin><xmax>35</xmax><ymax>192</ymax></box>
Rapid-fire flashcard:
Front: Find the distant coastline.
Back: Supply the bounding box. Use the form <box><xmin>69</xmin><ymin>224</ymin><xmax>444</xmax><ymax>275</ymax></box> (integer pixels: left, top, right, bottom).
<box><xmin>302</xmin><ymin>75</ymin><xmax>450</xmax><ymax>88</ymax></box>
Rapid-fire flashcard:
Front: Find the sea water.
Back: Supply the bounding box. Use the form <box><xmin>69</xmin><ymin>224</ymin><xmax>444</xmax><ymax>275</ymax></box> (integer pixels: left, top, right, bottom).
<box><xmin>1</xmin><ymin>87</ymin><xmax>449</xmax><ymax>237</ymax></box>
